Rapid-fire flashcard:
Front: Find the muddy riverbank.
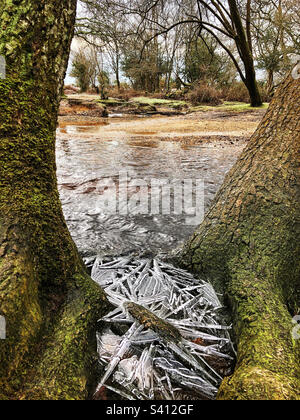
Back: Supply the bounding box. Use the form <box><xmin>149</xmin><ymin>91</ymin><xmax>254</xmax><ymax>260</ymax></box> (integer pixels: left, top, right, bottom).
<box><xmin>58</xmin><ymin>107</ymin><xmax>265</xmax><ymax>141</ymax></box>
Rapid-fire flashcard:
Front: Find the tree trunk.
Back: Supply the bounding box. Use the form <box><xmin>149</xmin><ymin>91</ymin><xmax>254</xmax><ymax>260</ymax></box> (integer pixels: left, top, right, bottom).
<box><xmin>246</xmin><ymin>0</ymin><xmax>253</xmax><ymax>54</ymax></box>
<box><xmin>0</xmin><ymin>1</ymin><xmax>110</xmax><ymax>400</ymax></box>
<box><xmin>228</xmin><ymin>0</ymin><xmax>263</xmax><ymax>107</ymax></box>
<box><xmin>267</xmin><ymin>69</ymin><xmax>275</xmax><ymax>96</ymax></box>
<box><xmin>115</xmin><ymin>44</ymin><xmax>121</xmax><ymax>92</ymax></box>
<box><xmin>116</xmin><ymin>67</ymin><xmax>121</xmax><ymax>92</ymax></box>
<box><xmin>244</xmin><ymin>63</ymin><xmax>263</xmax><ymax>107</ymax></box>
<box><xmin>177</xmin><ymin>74</ymin><xmax>300</xmax><ymax>400</ymax></box>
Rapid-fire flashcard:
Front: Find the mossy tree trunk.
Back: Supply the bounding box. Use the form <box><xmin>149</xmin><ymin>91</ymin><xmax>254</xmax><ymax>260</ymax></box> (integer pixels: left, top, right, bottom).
<box><xmin>0</xmin><ymin>0</ymin><xmax>110</xmax><ymax>400</ymax></box>
<box><xmin>178</xmin><ymin>75</ymin><xmax>300</xmax><ymax>400</ymax></box>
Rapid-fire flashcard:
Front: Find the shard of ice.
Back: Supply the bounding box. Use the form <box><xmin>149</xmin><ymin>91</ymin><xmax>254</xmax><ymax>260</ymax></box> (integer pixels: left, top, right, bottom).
<box><xmin>90</xmin><ymin>257</ymin><xmax>235</xmax><ymax>400</ymax></box>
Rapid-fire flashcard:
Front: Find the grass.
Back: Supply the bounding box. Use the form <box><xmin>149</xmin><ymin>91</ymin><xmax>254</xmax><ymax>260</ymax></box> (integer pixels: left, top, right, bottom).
<box><xmin>191</xmin><ymin>101</ymin><xmax>269</xmax><ymax>113</ymax></box>
<box><xmin>131</xmin><ymin>96</ymin><xmax>188</xmax><ymax>108</ymax></box>
<box><xmin>132</xmin><ymin>97</ymin><xmax>269</xmax><ymax>112</ymax></box>
<box><xmin>98</xmin><ymin>99</ymin><xmax>125</xmax><ymax>105</ymax></box>
<box><xmin>69</xmin><ymin>93</ymin><xmax>269</xmax><ymax>114</ymax></box>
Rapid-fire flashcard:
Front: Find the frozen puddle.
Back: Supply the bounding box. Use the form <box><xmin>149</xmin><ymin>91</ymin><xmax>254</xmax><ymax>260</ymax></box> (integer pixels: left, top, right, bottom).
<box><xmin>89</xmin><ymin>257</ymin><xmax>235</xmax><ymax>400</ymax></box>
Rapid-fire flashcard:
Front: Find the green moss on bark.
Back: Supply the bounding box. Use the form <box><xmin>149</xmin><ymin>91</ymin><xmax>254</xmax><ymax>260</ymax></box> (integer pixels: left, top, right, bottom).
<box><xmin>0</xmin><ymin>1</ymin><xmax>111</xmax><ymax>400</ymax></box>
<box><xmin>20</xmin><ymin>273</ymin><xmax>111</xmax><ymax>400</ymax></box>
<box><xmin>178</xmin><ymin>76</ymin><xmax>300</xmax><ymax>400</ymax></box>
<box><xmin>0</xmin><ymin>77</ymin><xmax>112</xmax><ymax>400</ymax></box>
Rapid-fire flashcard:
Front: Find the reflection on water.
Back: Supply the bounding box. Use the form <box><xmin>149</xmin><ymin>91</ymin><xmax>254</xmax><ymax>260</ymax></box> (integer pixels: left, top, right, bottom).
<box><xmin>58</xmin><ymin>120</ymin><xmax>109</xmax><ymax>135</ymax></box>
<box><xmin>56</xmin><ymin>122</ymin><xmax>244</xmax><ymax>258</ymax></box>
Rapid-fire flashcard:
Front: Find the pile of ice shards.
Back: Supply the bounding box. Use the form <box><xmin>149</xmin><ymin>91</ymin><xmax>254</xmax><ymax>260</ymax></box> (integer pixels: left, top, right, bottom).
<box><xmin>90</xmin><ymin>257</ymin><xmax>235</xmax><ymax>400</ymax></box>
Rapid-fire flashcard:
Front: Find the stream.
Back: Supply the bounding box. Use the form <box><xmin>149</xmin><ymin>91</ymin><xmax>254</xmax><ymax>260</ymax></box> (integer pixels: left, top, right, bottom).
<box><xmin>56</xmin><ymin>116</ymin><xmax>246</xmax><ymax>258</ymax></box>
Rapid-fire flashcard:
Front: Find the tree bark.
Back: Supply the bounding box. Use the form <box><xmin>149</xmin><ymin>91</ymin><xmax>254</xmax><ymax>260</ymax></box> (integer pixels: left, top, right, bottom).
<box><xmin>0</xmin><ymin>0</ymin><xmax>110</xmax><ymax>400</ymax></box>
<box><xmin>246</xmin><ymin>0</ymin><xmax>253</xmax><ymax>55</ymax></box>
<box><xmin>116</xmin><ymin>56</ymin><xmax>121</xmax><ymax>91</ymax></box>
<box><xmin>177</xmin><ymin>74</ymin><xmax>300</xmax><ymax>399</ymax></box>
<box><xmin>267</xmin><ymin>69</ymin><xmax>275</xmax><ymax>96</ymax></box>
<box><xmin>228</xmin><ymin>0</ymin><xmax>263</xmax><ymax>107</ymax></box>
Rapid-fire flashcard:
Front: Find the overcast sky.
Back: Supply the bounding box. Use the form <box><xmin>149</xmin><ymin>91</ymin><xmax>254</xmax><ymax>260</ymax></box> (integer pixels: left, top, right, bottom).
<box><xmin>65</xmin><ymin>1</ymin><xmax>85</xmax><ymax>84</ymax></box>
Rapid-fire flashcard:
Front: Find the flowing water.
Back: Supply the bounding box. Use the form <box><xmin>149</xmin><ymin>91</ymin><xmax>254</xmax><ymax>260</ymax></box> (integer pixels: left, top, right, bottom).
<box><xmin>56</xmin><ymin>116</ymin><xmax>246</xmax><ymax>258</ymax></box>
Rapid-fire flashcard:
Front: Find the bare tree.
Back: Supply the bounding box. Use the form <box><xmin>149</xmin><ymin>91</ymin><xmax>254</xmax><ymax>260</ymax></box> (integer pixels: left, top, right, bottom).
<box><xmin>102</xmin><ymin>0</ymin><xmax>263</xmax><ymax>106</ymax></box>
<box><xmin>77</xmin><ymin>0</ymin><xmax>128</xmax><ymax>90</ymax></box>
<box><xmin>251</xmin><ymin>0</ymin><xmax>300</xmax><ymax>95</ymax></box>
<box><xmin>70</xmin><ymin>46</ymin><xmax>99</xmax><ymax>92</ymax></box>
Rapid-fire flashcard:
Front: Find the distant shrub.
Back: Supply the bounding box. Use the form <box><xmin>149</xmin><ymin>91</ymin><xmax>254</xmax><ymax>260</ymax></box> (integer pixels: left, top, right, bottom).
<box><xmin>164</xmin><ymin>89</ymin><xmax>186</xmax><ymax>101</ymax></box>
<box><xmin>107</xmin><ymin>86</ymin><xmax>145</xmax><ymax>101</ymax></box>
<box><xmin>150</xmin><ymin>92</ymin><xmax>166</xmax><ymax>100</ymax></box>
<box><xmin>222</xmin><ymin>82</ymin><xmax>250</xmax><ymax>102</ymax></box>
<box><xmin>64</xmin><ymin>85</ymin><xmax>80</xmax><ymax>94</ymax></box>
<box><xmin>186</xmin><ymin>83</ymin><xmax>222</xmax><ymax>105</ymax></box>
<box><xmin>257</xmin><ymin>82</ymin><xmax>272</xmax><ymax>103</ymax></box>
<box><xmin>222</xmin><ymin>82</ymin><xmax>271</xmax><ymax>104</ymax></box>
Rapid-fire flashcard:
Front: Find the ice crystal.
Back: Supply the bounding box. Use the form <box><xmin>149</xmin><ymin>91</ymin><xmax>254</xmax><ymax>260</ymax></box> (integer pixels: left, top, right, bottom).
<box><xmin>90</xmin><ymin>257</ymin><xmax>235</xmax><ymax>400</ymax></box>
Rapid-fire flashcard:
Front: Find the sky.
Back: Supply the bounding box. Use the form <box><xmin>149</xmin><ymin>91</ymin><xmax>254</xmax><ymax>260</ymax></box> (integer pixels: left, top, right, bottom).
<box><xmin>65</xmin><ymin>1</ymin><xmax>84</xmax><ymax>85</ymax></box>
<box><xmin>65</xmin><ymin>38</ymin><xmax>82</xmax><ymax>85</ymax></box>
